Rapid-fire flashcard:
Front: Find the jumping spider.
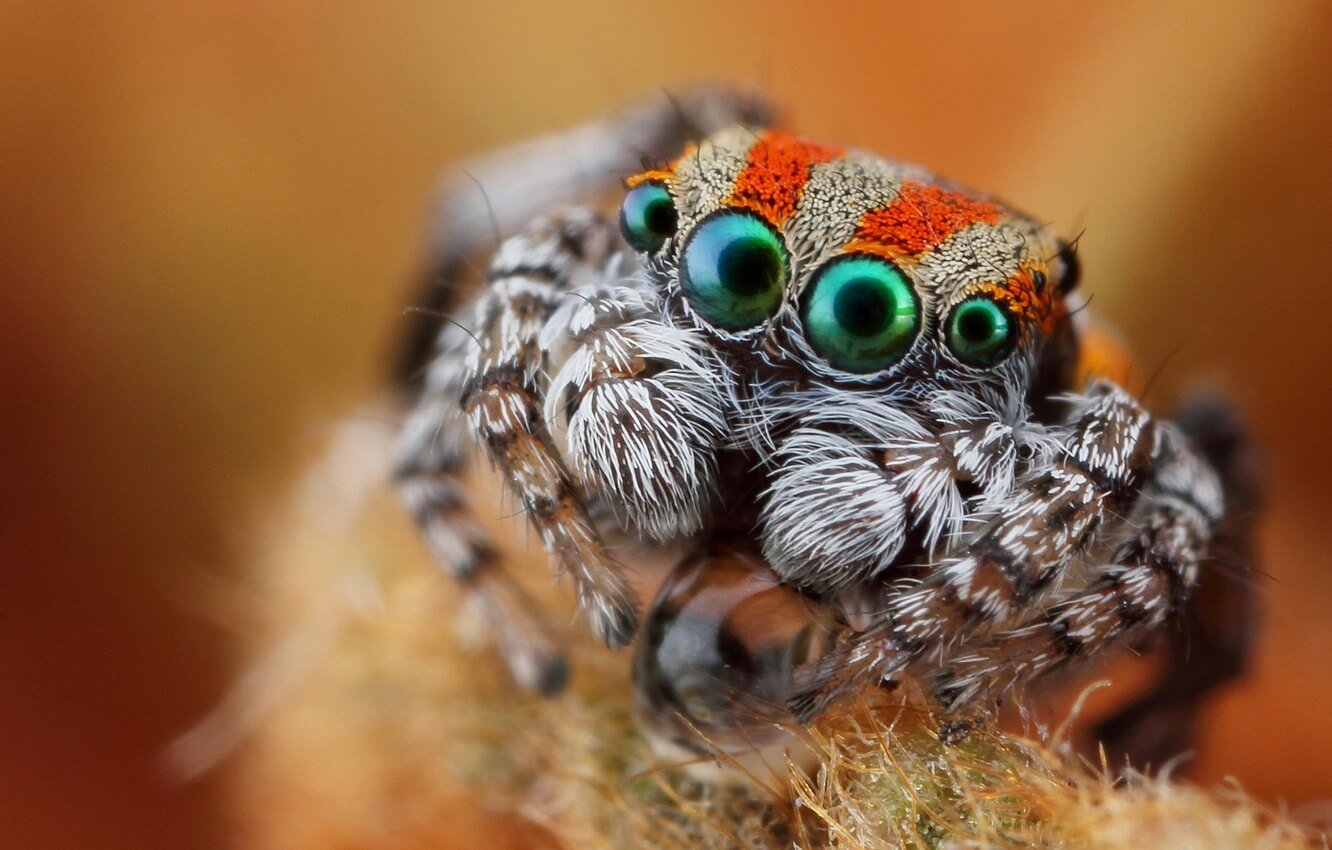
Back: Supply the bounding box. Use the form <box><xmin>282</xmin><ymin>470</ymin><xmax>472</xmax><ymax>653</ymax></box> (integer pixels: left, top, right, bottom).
<box><xmin>393</xmin><ymin>88</ymin><xmax>1257</xmax><ymax>764</ymax></box>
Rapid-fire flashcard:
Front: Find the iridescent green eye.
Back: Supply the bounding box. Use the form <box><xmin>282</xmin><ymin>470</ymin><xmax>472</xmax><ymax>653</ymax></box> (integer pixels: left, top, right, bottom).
<box><xmin>619</xmin><ymin>183</ymin><xmax>677</xmax><ymax>252</ymax></box>
<box><xmin>802</xmin><ymin>255</ymin><xmax>920</xmax><ymax>372</ymax></box>
<box><xmin>947</xmin><ymin>297</ymin><xmax>1016</xmax><ymax>366</ymax></box>
<box><xmin>681</xmin><ymin>211</ymin><xmax>787</xmax><ymax>330</ymax></box>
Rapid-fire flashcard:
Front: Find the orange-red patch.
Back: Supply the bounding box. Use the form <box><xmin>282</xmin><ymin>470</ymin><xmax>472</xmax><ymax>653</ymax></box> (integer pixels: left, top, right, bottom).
<box><xmin>726</xmin><ymin>131</ymin><xmax>841</xmax><ymax>225</ymax></box>
<box><xmin>626</xmin><ymin>168</ymin><xmax>676</xmax><ymax>189</ymax></box>
<box><xmin>971</xmin><ymin>266</ymin><xmax>1062</xmax><ymax>336</ymax></box>
<box><xmin>853</xmin><ymin>182</ymin><xmax>1003</xmax><ymax>257</ymax></box>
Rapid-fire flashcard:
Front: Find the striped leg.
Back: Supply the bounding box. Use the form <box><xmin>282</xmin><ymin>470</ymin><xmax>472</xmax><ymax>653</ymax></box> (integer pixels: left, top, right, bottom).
<box><xmin>760</xmin><ymin>388</ymin><xmax>1050</xmax><ymax>595</ymax></box>
<box><xmin>791</xmin><ymin>382</ymin><xmax>1160</xmax><ymax>720</ymax></box>
<box><xmin>1094</xmin><ymin>397</ymin><xmax>1260</xmax><ymax>768</ymax></box>
<box><xmin>395</xmin><ymin>324</ymin><xmax>569</xmax><ymax>694</ymax></box>
<box><xmin>458</xmin><ymin>210</ymin><xmax>639</xmax><ymax>648</ymax></box>
<box><xmin>397</xmin><ymin>210</ymin><xmax>638</xmax><ymax>698</ymax></box>
<box><xmin>930</xmin><ymin>424</ymin><xmax>1224</xmax><ymax>712</ymax></box>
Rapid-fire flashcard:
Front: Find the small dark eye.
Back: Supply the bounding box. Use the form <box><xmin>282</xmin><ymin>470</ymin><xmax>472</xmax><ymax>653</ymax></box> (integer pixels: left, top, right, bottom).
<box><xmin>619</xmin><ymin>183</ymin><xmax>677</xmax><ymax>252</ymax></box>
<box><xmin>946</xmin><ymin>297</ymin><xmax>1016</xmax><ymax>367</ymax></box>
<box><xmin>1055</xmin><ymin>240</ymin><xmax>1081</xmax><ymax>293</ymax></box>
<box><xmin>802</xmin><ymin>255</ymin><xmax>920</xmax><ymax>373</ymax></box>
<box><xmin>681</xmin><ymin>211</ymin><xmax>787</xmax><ymax>330</ymax></box>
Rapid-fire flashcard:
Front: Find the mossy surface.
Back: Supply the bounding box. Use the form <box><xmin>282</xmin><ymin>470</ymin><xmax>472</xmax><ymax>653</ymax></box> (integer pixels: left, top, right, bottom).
<box><xmin>218</xmin><ymin>419</ymin><xmax>1322</xmax><ymax>850</ymax></box>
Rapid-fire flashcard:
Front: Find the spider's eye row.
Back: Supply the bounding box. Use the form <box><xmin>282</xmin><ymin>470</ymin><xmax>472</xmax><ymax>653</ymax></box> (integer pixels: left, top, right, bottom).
<box><xmin>946</xmin><ymin>296</ymin><xmax>1016</xmax><ymax>367</ymax></box>
<box><xmin>681</xmin><ymin>210</ymin><xmax>787</xmax><ymax>331</ymax></box>
<box><xmin>802</xmin><ymin>255</ymin><xmax>920</xmax><ymax>373</ymax></box>
<box><xmin>619</xmin><ymin>183</ymin><xmax>677</xmax><ymax>252</ymax></box>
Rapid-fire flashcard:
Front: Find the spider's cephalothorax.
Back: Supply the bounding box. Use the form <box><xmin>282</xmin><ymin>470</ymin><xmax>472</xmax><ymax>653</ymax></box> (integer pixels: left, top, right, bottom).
<box><xmin>394</xmin><ymin>89</ymin><xmax>1253</xmax><ymax>761</ymax></box>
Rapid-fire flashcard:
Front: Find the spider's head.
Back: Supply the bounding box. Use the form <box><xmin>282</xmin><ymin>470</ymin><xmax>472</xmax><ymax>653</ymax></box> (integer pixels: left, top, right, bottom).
<box><xmin>621</xmin><ymin>128</ymin><xmax>1080</xmax><ymax>406</ymax></box>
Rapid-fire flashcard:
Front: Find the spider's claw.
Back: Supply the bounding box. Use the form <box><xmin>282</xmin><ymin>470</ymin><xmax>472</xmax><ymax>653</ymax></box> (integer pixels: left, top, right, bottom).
<box><xmin>504</xmin><ymin>642</ymin><xmax>571</xmax><ymax>697</ymax></box>
<box><xmin>790</xmin><ymin>629</ymin><xmax>918</xmax><ymax>723</ymax></box>
<box><xmin>594</xmin><ymin>604</ymin><xmax>639</xmax><ymax>650</ymax></box>
<box><xmin>789</xmin><ymin>651</ymin><xmax>857</xmax><ymax>723</ymax></box>
<box><xmin>467</xmin><ymin>570</ymin><xmax>573</xmax><ymax>697</ymax></box>
<box><xmin>582</xmin><ymin>584</ymin><xmax>640</xmax><ymax>650</ymax></box>
<box><xmin>789</xmin><ymin>686</ymin><xmax>833</xmax><ymax>724</ymax></box>
<box><xmin>930</xmin><ymin>668</ymin><xmax>973</xmax><ymax>714</ymax></box>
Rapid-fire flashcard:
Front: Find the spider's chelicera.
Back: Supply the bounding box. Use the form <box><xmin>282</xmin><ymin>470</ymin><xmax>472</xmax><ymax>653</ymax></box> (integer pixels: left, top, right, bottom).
<box><xmin>392</xmin><ymin>89</ymin><xmax>1253</xmax><ymax>761</ymax></box>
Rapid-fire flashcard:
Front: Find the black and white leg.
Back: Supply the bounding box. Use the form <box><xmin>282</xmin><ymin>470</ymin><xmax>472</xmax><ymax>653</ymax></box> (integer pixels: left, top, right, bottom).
<box><xmin>396</xmin><ymin>210</ymin><xmax>637</xmax><ymax>700</ymax></box>
<box><xmin>760</xmin><ymin>387</ymin><xmax>1054</xmax><ymax>595</ymax></box>
<box><xmin>395</xmin><ymin>318</ymin><xmax>570</xmax><ymax>694</ymax></box>
<box><xmin>456</xmin><ymin>211</ymin><xmax>645</xmax><ymax>648</ymax></box>
<box><xmin>1094</xmin><ymin>396</ymin><xmax>1260</xmax><ymax>768</ymax></box>
<box><xmin>789</xmin><ymin>381</ymin><xmax>1171</xmax><ymax>720</ymax></box>
<box><xmin>929</xmin><ymin>422</ymin><xmax>1224</xmax><ymax>712</ymax></box>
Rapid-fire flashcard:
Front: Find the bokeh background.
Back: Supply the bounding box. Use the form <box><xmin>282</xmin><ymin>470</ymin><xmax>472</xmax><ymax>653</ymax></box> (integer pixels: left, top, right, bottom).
<box><xmin>4</xmin><ymin>1</ymin><xmax>1332</xmax><ymax>847</ymax></box>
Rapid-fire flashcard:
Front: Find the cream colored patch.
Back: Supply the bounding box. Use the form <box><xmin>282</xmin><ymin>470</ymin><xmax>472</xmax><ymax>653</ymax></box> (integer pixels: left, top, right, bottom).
<box><xmin>784</xmin><ymin>150</ymin><xmax>904</xmax><ymax>292</ymax></box>
<box><xmin>670</xmin><ymin>126</ymin><xmax>756</xmax><ymax>224</ymax></box>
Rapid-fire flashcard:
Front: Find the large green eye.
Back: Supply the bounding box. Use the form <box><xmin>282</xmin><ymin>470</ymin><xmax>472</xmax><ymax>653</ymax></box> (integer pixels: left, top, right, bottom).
<box><xmin>681</xmin><ymin>211</ymin><xmax>787</xmax><ymax>330</ymax></box>
<box><xmin>619</xmin><ymin>183</ymin><xmax>677</xmax><ymax>252</ymax></box>
<box><xmin>946</xmin><ymin>297</ymin><xmax>1016</xmax><ymax>366</ymax></box>
<box><xmin>802</xmin><ymin>255</ymin><xmax>920</xmax><ymax>372</ymax></box>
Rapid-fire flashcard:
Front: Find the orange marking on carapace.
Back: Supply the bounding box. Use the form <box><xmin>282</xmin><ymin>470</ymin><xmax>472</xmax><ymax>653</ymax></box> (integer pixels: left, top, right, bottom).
<box><xmin>725</xmin><ymin>131</ymin><xmax>841</xmax><ymax>225</ymax></box>
<box><xmin>626</xmin><ymin>168</ymin><xmax>676</xmax><ymax>189</ymax></box>
<box><xmin>973</xmin><ymin>272</ymin><xmax>1059</xmax><ymax>333</ymax></box>
<box><xmin>626</xmin><ymin>138</ymin><xmax>701</xmax><ymax>188</ymax></box>
<box><xmin>853</xmin><ymin>182</ymin><xmax>1003</xmax><ymax>257</ymax></box>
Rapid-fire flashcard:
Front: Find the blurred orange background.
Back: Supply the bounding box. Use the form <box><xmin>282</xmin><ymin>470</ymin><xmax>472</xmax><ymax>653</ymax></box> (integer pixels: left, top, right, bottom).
<box><xmin>4</xmin><ymin>1</ymin><xmax>1331</xmax><ymax>847</ymax></box>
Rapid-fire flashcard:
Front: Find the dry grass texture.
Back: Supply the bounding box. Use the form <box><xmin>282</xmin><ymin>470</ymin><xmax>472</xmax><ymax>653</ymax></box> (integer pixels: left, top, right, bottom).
<box><xmin>208</xmin><ymin>417</ymin><xmax>1324</xmax><ymax>850</ymax></box>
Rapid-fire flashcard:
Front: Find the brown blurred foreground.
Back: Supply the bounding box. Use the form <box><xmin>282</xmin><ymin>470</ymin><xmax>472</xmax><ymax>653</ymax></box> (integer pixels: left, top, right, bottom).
<box><xmin>3</xmin><ymin>2</ymin><xmax>1331</xmax><ymax>847</ymax></box>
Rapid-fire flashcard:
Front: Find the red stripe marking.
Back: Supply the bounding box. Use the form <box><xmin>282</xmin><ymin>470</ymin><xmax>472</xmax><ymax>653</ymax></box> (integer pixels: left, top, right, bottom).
<box><xmin>726</xmin><ymin>131</ymin><xmax>841</xmax><ymax>225</ymax></box>
<box><xmin>853</xmin><ymin>182</ymin><xmax>1003</xmax><ymax>257</ymax></box>
<box><xmin>974</xmin><ymin>272</ymin><xmax>1059</xmax><ymax>330</ymax></box>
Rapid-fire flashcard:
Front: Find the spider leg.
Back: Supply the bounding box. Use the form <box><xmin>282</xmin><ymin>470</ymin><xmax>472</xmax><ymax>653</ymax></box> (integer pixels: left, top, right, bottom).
<box><xmin>395</xmin><ymin>85</ymin><xmax>773</xmax><ymax>386</ymax></box>
<box><xmin>398</xmin><ymin>210</ymin><xmax>639</xmax><ymax>686</ymax></box>
<box><xmin>395</xmin><ymin>323</ymin><xmax>569</xmax><ymax>694</ymax></box>
<box><xmin>460</xmin><ymin>211</ymin><xmax>642</xmax><ymax>647</ymax></box>
<box><xmin>929</xmin><ymin>421</ymin><xmax>1224</xmax><ymax>716</ymax></box>
<box><xmin>1093</xmin><ymin>396</ymin><xmax>1260</xmax><ymax>768</ymax></box>
<box><xmin>759</xmin><ymin>388</ymin><xmax>1032</xmax><ymax>594</ymax></box>
<box><xmin>791</xmin><ymin>381</ymin><xmax>1162</xmax><ymax>721</ymax></box>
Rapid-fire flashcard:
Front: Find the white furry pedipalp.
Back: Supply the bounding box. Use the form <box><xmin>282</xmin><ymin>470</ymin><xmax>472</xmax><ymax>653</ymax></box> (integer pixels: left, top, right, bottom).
<box><xmin>548</xmin><ymin>320</ymin><xmax>731</xmax><ymax>541</ymax></box>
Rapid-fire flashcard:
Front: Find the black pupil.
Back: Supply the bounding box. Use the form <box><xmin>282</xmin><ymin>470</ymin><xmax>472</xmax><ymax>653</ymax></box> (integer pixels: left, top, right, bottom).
<box><xmin>833</xmin><ymin>278</ymin><xmax>891</xmax><ymax>337</ymax></box>
<box><xmin>644</xmin><ymin>197</ymin><xmax>676</xmax><ymax>235</ymax></box>
<box><xmin>959</xmin><ymin>308</ymin><xmax>996</xmax><ymax>343</ymax></box>
<box><xmin>718</xmin><ymin>238</ymin><xmax>778</xmax><ymax>297</ymax></box>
